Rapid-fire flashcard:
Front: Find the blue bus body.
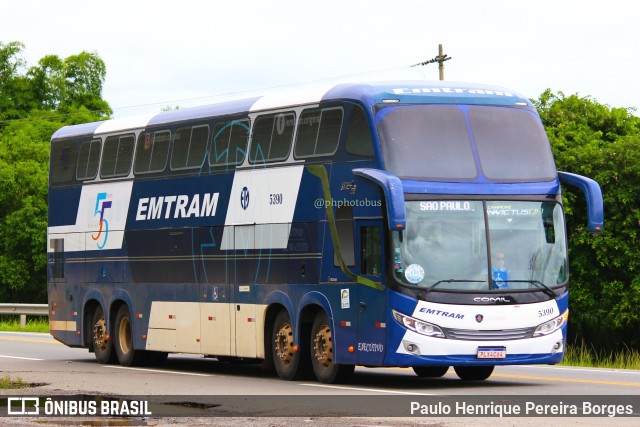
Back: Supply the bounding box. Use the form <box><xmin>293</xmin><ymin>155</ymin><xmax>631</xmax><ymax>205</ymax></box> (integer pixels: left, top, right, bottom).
<box><xmin>47</xmin><ymin>81</ymin><xmax>603</xmax><ymax>382</ymax></box>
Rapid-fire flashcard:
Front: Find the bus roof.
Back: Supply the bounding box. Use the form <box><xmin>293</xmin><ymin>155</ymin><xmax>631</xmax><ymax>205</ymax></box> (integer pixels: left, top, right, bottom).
<box><xmin>51</xmin><ymin>80</ymin><xmax>533</xmax><ymax>140</ymax></box>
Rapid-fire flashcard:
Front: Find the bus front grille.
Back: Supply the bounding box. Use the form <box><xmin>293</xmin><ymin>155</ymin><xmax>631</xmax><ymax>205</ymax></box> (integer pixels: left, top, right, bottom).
<box><xmin>442</xmin><ymin>327</ymin><xmax>535</xmax><ymax>341</ymax></box>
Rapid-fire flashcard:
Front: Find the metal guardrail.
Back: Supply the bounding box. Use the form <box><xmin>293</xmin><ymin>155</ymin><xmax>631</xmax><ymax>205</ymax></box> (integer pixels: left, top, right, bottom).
<box><xmin>0</xmin><ymin>303</ymin><xmax>48</xmax><ymax>328</ymax></box>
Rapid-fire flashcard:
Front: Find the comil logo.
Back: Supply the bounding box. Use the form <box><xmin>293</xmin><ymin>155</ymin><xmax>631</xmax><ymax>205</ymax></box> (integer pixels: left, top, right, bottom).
<box><xmin>91</xmin><ymin>192</ymin><xmax>111</xmax><ymax>249</ymax></box>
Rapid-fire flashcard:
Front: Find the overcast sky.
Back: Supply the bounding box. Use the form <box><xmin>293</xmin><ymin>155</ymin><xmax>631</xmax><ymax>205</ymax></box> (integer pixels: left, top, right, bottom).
<box><xmin>4</xmin><ymin>0</ymin><xmax>639</xmax><ymax>118</ymax></box>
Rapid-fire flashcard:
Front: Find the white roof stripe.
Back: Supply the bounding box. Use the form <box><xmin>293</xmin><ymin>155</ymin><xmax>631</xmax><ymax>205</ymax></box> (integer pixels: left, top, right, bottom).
<box><xmin>248</xmin><ymin>84</ymin><xmax>334</xmax><ymax>112</ymax></box>
<box><xmin>93</xmin><ymin>113</ymin><xmax>157</xmax><ymax>135</ymax></box>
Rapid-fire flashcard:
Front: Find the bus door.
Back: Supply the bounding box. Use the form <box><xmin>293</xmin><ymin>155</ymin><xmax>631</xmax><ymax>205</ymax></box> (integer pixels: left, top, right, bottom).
<box><xmin>232</xmin><ymin>224</ymin><xmax>257</xmax><ymax>358</ymax></box>
<box><xmin>199</xmin><ymin>225</ymin><xmax>232</xmax><ymax>357</ymax></box>
<box><xmin>355</xmin><ymin>219</ymin><xmax>386</xmax><ymax>365</ymax></box>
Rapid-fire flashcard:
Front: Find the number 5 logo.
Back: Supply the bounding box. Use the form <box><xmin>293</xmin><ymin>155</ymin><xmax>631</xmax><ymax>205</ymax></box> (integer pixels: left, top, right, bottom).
<box><xmin>91</xmin><ymin>192</ymin><xmax>112</xmax><ymax>249</ymax></box>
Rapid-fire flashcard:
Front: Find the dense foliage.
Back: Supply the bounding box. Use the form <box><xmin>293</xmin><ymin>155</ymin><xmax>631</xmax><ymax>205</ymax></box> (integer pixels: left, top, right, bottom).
<box><xmin>535</xmin><ymin>90</ymin><xmax>640</xmax><ymax>348</ymax></box>
<box><xmin>0</xmin><ymin>41</ymin><xmax>110</xmax><ymax>302</ymax></box>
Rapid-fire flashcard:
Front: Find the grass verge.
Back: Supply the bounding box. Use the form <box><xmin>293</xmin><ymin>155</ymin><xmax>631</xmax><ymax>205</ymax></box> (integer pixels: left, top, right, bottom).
<box><xmin>0</xmin><ymin>375</ymin><xmax>28</xmax><ymax>389</ymax></box>
<box><xmin>561</xmin><ymin>340</ymin><xmax>640</xmax><ymax>370</ymax></box>
<box><xmin>0</xmin><ymin>317</ymin><xmax>49</xmax><ymax>333</ymax></box>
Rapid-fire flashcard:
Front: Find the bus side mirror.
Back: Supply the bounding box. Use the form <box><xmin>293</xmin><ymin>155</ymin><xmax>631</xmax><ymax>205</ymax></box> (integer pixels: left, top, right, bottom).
<box><xmin>558</xmin><ymin>171</ymin><xmax>604</xmax><ymax>233</ymax></box>
<box><xmin>353</xmin><ymin>168</ymin><xmax>406</xmax><ymax>231</ymax></box>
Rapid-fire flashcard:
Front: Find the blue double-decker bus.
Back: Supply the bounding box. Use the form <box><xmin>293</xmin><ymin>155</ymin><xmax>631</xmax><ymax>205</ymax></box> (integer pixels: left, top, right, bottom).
<box><xmin>47</xmin><ymin>81</ymin><xmax>603</xmax><ymax>383</ymax></box>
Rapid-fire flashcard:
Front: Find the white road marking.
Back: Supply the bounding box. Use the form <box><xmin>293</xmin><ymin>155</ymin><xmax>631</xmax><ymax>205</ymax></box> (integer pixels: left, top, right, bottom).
<box><xmin>102</xmin><ymin>365</ymin><xmax>215</xmax><ymax>377</ymax></box>
<box><xmin>300</xmin><ymin>383</ymin><xmax>434</xmax><ymax>395</ymax></box>
<box><xmin>0</xmin><ymin>354</ymin><xmax>43</xmax><ymax>361</ymax></box>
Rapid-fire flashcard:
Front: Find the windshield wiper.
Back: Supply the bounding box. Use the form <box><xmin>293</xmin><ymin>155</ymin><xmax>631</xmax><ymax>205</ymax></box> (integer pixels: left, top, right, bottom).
<box><xmin>424</xmin><ymin>279</ymin><xmax>484</xmax><ymax>293</ymax></box>
<box><xmin>503</xmin><ymin>280</ymin><xmax>556</xmax><ymax>298</ymax></box>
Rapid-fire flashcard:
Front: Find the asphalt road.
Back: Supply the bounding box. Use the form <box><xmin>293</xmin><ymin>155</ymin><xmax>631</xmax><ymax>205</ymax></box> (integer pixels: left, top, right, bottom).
<box><xmin>1</xmin><ymin>331</ymin><xmax>639</xmax><ymax>426</ymax></box>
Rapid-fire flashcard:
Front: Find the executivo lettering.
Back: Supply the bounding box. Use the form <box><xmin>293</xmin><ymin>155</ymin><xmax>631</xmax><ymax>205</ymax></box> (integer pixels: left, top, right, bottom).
<box><xmin>136</xmin><ymin>193</ymin><xmax>219</xmax><ymax>221</ymax></box>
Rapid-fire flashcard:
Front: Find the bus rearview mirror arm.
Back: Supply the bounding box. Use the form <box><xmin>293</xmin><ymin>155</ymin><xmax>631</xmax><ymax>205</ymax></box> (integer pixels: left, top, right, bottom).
<box><xmin>353</xmin><ymin>168</ymin><xmax>406</xmax><ymax>231</ymax></box>
<box><xmin>558</xmin><ymin>171</ymin><xmax>604</xmax><ymax>233</ymax></box>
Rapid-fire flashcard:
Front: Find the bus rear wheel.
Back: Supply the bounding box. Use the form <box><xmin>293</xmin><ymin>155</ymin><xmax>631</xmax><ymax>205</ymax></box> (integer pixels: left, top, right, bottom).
<box><xmin>114</xmin><ymin>305</ymin><xmax>145</xmax><ymax>366</ymax></box>
<box><xmin>413</xmin><ymin>366</ymin><xmax>449</xmax><ymax>378</ymax></box>
<box><xmin>272</xmin><ymin>310</ymin><xmax>310</xmax><ymax>380</ymax></box>
<box><xmin>311</xmin><ymin>311</ymin><xmax>354</xmax><ymax>384</ymax></box>
<box><xmin>92</xmin><ymin>306</ymin><xmax>116</xmax><ymax>364</ymax></box>
<box><xmin>453</xmin><ymin>365</ymin><xmax>494</xmax><ymax>381</ymax></box>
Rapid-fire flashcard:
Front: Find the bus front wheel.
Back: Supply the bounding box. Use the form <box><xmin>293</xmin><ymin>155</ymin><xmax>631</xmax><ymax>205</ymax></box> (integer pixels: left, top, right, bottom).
<box><xmin>453</xmin><ymin>365</ymin><xmax>494</xmax><ymax>381</ymax></box>
<box><xmin>413</xmin><ymin>366</ymin><xmax>449</xmax><ymax>378</ymax></box>
<box><xmin>272</xmin><ymin>310</ymin><xmax>310</xmax><ymax>380</ymax></box>
<box><xmin>311</xmin><ymin>311</ymin><xmax>354</xmax><ymax>384</ymax></box>
<box><xmin>92</xmin><ymin>306</ymin><xmax>116</xmax><ymax>364</ymax></box>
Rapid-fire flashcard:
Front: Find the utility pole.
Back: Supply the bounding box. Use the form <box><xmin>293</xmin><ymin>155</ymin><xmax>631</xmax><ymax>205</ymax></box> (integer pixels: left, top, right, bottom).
<box><xmin>412</xmin><ymin>44</ymin><xmax>452</xmax><ymax>80</ymax></box>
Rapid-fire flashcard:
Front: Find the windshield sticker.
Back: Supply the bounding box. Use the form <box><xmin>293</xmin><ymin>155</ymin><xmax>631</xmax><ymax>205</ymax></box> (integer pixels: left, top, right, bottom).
<box><xmin>405</xmin><ymin>264</ymin><xmax>425</xmax><ymax>284</ymax></box>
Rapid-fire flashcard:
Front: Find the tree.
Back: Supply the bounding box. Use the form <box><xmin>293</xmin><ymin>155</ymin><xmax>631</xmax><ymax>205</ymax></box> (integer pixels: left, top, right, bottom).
<box><xmin>0</xmin><ymin>41</ymin><xmax>111</xmax><ymax>302</ymax></box>
<box><xmin>535</xmin><ymin>90</ymin><xmax>640</xmax><ymax>348</ymax></box>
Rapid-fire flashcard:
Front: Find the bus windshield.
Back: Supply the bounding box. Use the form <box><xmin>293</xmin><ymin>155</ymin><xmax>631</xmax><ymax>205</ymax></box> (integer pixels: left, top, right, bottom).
<box><xmin>377</xmin><ymin>105</ymin><xmax>557</xmax><ymax>181</ymax></box>
<box><xmin>392</xmin><ymin>200</ymin><xmax>568</xmax><ymax>292</ymax></box>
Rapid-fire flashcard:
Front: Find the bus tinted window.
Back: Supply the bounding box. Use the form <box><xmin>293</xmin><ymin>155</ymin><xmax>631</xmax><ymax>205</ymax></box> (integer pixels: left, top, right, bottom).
<box><xmin>171</xmin><ymin>125</ymin><xmax>209</xmax><ymax>170</ymax></box>
<box><xmin>51</xmin><ymin>140</ymin><xmax>78</xmax><ymax>184</ymax></box>
<box><xmin>76</xmin><ymin>139</ymin><xmax>101</xmax><ymax>181</ymax></box>
<box><xmin>294</xmin><ymin>108</ymin><xmax>342</xmax><ymax>159</ymax></box>
<box><xmin>378</xmin><ymin>105</ymin><xmax>477</xmax><ymax>180</ymax></box>
<box><xmin>101</xmin><ymin>134</ymin><xmax>135</xmax><ymax>178</ymax></box>
<box><xmin>249</xmin><ymin>112</ymin><xmax>295</xmax><ymax>163</ymax></box>
<box><xmin>470</xmin><ymin>107</ymin><xmax>556</xmax><ymax>181</ymax></box>
<box><xmin>210</xmin><ymin>119</ymin><xmax>249</xmax><ymax>168</ymax></box>
<box><xmin>134</xmin><ymin>131</ymin><xmax>170</xmax><ymax>174</ymax></box>
<box><xmin>345</xmin><ymin>105</ymin><xmax>374</xmax><ymax>157</ymax></box>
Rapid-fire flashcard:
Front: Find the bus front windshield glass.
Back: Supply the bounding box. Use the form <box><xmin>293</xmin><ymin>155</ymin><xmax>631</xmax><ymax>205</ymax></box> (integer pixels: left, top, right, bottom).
<box><xmin>392</xmin><ymin>201</ymin><xmax>567</xmax><ymax>292</ymax></box>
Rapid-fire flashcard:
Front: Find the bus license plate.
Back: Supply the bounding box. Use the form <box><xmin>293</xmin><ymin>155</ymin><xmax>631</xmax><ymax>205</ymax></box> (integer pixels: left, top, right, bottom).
<box><xmin>477</xmin><ymin>347</ymin><xmax>506</xmax><ymax>359</ymax></box>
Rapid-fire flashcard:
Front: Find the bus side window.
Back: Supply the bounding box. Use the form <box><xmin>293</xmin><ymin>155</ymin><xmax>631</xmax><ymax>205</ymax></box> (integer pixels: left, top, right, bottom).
<box><xmin>250</xmin><ymin>112</ymin><xmax>295</xmax><ymax>163</ymax></box>
<box><xmin>334</xmin><ymin>206</ymin><xmax>355</xmax><ymax>267</ymax></box>
<box><xmin>210</xmin><ymin>119</ymin><xmax>249</xmax><ymax>169</ymax></box>
<box><xmin>76</xmin><ymin>139</ymin><xmax>101</xmax><ymax>181</ymax></box>
<box><xmin>49</xmin><ymin>238</ymin><xmax>64</xmax><ymax>279</ymax></box>
<box><xmin>134</xmin><ymin>130</ymin><xmax>170</xmax><ymax>174</ymax></box>
<box><xmin>101</xmin><ymin>134</ymin><xmax>135</xmax><ymax>178</ymax></box>
<box><xmin>361</xmin><ymin>225</ymin><xmax>381</xmax><ymax>275</ymax></box>
<box><xmin>50</xmin><ymin>140</ymin><xmax>78</xmax><ymax>185</ymax></box>
<box><xmin>171</xmin><ymin>125</ymin><xmax>209</xmax><ymax>170</ymax></box>
<box><xmin>294</xmin><ymin>108</ymin><xmax>343</xmax><ymax>159</ymax></box>
<box><xmin>345</xmin><ymin>105</ymin><xmax>374</xmax><ymax>158</ymax></box>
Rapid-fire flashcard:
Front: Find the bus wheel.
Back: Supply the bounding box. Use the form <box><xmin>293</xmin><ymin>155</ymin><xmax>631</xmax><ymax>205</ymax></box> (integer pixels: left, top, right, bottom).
<box><xmin>114</xmin><ymin>305</ymin><xmax>144</xmax><ymax>366</ymax></box>
<box><xmin>92</xmin><ymin>306</ymin><xmax>116</xmax><ymax>364</ymax></box>
<box><xmin>272</xmin><ymin>310</ymin><xmax>309</xmax><ymax>380</ymax></box>
<box><xmin>311</xmin><ymin>311</ymin><xmax>354</xmax><ymax>384</ymax></box>
<box><xmin>453</xmin><ymin>365</ymin><xmax>494</xmax><ymax>381</ymax></box>
<box><xmin>413</xmin><ymin>366</ymin><xmax>449</xmax><ymax>378</ymax></box>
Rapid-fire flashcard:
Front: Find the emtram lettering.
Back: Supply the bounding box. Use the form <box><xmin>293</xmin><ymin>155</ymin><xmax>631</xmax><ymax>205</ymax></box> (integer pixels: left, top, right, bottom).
<box><xmin>136</xmin><ymin>193</ymin><xmax>219</xmax><ymax>221</ymax></box>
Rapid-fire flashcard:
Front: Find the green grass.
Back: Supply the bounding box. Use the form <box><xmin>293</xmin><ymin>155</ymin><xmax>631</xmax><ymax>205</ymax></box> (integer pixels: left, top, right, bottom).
<box><xmin>561</xmin><ymin>341</ymin><xmax>640</xmax><ymax>370</ymax></box>
<box><xmin>0</xmin><ymin>375</ymin><xmax>28</xmax><ymax>389</ymax></box>
<box><xmin>0</xmin><ymin>317</ymin><xmax>49</xmax><ymax>333</ymax></box>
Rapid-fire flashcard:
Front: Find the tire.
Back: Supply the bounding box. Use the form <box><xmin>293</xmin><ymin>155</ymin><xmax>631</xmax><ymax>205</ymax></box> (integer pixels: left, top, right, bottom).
<box><xmin>413</xmin><ymin>366</ymin><xmax>449</xmax><ymax>378</ymax></box>
<box><xmin>453</xmin><ymin>365</ymin><xmax>494</xmax><ymax>381</ymax></box>
<box><xmin>113</xmin><ymin>305</ymin><xmax>145</xmax><ymax>366</ymax></box>
<box><xmin>272</xmin><ymin>310</ymin><xmax>311</xmax><ymax>380</ymax></box>
<box><xmin>92</xmin><ymin>305</ymin><xmax>116</xmax><ymax>364</ymax></box>
<box><xmin>310</xmin><ymin>311</ymin><xmax>354</xmax><ymax>384</ymax></box>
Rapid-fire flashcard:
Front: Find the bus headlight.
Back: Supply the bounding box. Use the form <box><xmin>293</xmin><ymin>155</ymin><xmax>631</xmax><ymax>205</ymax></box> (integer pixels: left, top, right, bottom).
<box><xmin>392</xmin><ymin>310</ymin><xmax>445</xmax><ymax>338</ymax></box>
<box><xmin>533</xmin><ymin>310</ymin><xmax>569</xmax><ymax>337</ymax></box>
